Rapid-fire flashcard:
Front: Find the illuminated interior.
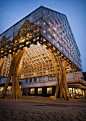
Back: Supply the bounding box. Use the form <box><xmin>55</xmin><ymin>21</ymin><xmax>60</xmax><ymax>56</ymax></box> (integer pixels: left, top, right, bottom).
<box><xmin>0</xmin><ymin>6</ymin><xmax>84</xmax><ymax>100</ymax></box>
<box><xmin>47</xmin><ymin>87</ymin><xmax>52</xmax><ymax>94</ymax></box>
<box><xmin>38</xmin><ymin>88</ymin><xmax>42</xmax><ymax>94</ymax></box>
<box><xmin>68</xmin><ymin>88</ymin><xmax>84</xmax><ymax>98</ymax></box>
<box><xmin>30</xmin><ymin>88</ymin><xmax>35</xmax><ymax>94</ymax></box>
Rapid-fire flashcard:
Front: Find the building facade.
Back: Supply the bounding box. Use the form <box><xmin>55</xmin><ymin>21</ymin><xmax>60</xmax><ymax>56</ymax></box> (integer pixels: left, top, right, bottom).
<box><xmin>0</xmin><ymin>6</ymin><xmax>85</xmax><ymax>99</ymax></box>
<box><xmin>0</xmin><ymin>71</ymin><xmax>86</xmax><ymax>99</ymax></box>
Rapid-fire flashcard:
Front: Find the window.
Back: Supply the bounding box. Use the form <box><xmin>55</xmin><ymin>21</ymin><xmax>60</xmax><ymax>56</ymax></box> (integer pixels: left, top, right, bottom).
<box><xmin>47</xmin><ymin>87</ymin><xmax>52</xmax><ymax>94</ymax></box>
<box><xmin>0</xmin><ymin>87</ymin><xmax>3</xmax><ymax>91</ymax></box>
<box><xmin>30</xmin><ymin>88</ymin><xmax>35</xmax><ymax>94</ymax></box>
<box><xmin>25</xmin><ymin>78</ymin><xmax>28</xmax><ymax>83</ymax></box>
<box><xmin>34</xmin><ymin>78</ymin><xmax>37</xmax><ymax>82</ymax></box>
<box><xmin>26</xmin><ymin>88</ymin><xmax>29</xmax><ymax>95</ymax></box>
<box><xmin>38</xmin><ymin>88</ymin><xmax>42</xmax><ymax>94</ymax></box>
<box><xmin>30</xmin><ymin>78</ymin><xmax>32</xmax><ymax>82</ymax></box>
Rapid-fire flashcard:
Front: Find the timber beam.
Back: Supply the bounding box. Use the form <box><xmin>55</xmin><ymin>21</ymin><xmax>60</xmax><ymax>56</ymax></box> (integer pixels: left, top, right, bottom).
<box><xmin>1</xmin><ymin>48</ymin><xmax>26</xmax><ymax>99</ymax></box>
<box><xmin>49</xmin><ymin>49</ymin><xmax>70</xmax><ymax>100</ymax></box>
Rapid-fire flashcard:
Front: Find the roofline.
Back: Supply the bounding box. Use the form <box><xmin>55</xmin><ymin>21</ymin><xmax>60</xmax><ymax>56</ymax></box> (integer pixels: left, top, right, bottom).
<box><xmin>0</xmin><ymin>6</ymin><xmax>66</xmax><ymax>36</ymax></box>
<box><xmin>0</xmin><ymin>6</ymin><xmax>42</xmax><ymax>36</ymax></box>
<box><xmin>41</xmin><ymin>5</ymin><xmax>66</xmax><ymax>16</ymax></box>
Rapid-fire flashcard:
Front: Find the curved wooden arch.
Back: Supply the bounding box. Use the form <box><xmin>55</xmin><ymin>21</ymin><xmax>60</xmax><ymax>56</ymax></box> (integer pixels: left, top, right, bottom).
<box><xmin>0</xmin><ymin>20</ymin><xmax>80</xmax><ymax>100</ymax></box>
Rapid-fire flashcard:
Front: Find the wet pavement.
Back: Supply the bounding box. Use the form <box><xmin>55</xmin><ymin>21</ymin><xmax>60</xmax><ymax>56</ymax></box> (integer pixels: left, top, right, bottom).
<box><xmin>0</xmin><ymin>96</ymin><xmax>86</xmax><ymax>121</ymax></box>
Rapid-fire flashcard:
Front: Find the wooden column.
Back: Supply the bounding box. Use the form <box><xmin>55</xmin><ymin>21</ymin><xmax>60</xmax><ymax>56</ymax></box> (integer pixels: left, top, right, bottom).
<box><xmin>0</xmin><ymin>58</ymin><xmax>5</xmax><ymax>76</ymax></box>
<box><xmin>1</xmin><ymin>55</ymin><xmax>15</xmax><ymax>98</ymax></box>
<box><xmin>12</xmin><ymin>66</ymin><xmax>22</xmax><ymax>99</ymax></box>
<box><xmin>82</xmin><ymin>90</ymin><xmax>85</xmax><ymax>99</ymax></box>
<box><xmin>1</xmin><ymin>48</ymin><xmax>25</xmax><ymax>99</ymax></box>
<box><xmin>58</xmin><ymin>60</ymin><xmax>67</xmax><ymax>100</ymax></box>
<box><xmin>49</xmin><ymin>49</ymin><xmax>69</xmax><ymax>100</ymax></box>
<box><xmin>49</xmin><ymin>49</ymin><xmax>59</xmax><ymax>100</ymax></box>
<box><xmin>62</xmin><ymin>61</ymin><xmax>70</xmax><ymax>100</ymax></box>
<box><xmin>59</xmin><ymin>70</ymin><xmax>62</xmax><ymax>99</ymax></box>
<box><xmin>12</xmin><ymin>48</ymin><xmax>25</xmax><ymax>99</ymax></box>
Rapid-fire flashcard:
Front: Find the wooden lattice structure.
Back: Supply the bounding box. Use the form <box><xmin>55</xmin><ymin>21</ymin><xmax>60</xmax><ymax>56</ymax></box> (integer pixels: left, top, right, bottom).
<box><xmin>0</xmin><ymin>6</ymin><xmax>81</xmax><ymax>99</ymax></box>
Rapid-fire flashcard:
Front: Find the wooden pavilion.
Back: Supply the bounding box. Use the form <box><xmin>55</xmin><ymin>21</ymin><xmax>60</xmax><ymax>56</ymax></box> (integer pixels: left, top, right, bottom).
<box><xmin>0</xmin><ymin>6</ymin><xmax>81</xmax><ymax>100</ymax></box>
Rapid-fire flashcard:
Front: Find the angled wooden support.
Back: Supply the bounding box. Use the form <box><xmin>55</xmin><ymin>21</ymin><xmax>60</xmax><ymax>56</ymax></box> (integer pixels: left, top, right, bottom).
<box><xmin>59</xmin><ymin>69</ymin><xmax>63</xmax><ymax>100</ymax></box>
<box><xmin>62</xmin><ymin>61</ymin><xmax>70</xmax><ymax>100</ymax></box>
<box><xmin>49</xmin><ymin>49</ymin><xmax>59</xmax><ymax>100</ymax></box>
<box><xmin>49</xmin><ymin>49</ymin><xmax>69</xmax><ymax>100</ymax></box>
<box><xmin>1</xmin><ymin>55</ymin><xmax>15</xmax><ymax>98</ymax></box>
<box><xmin>55</xmin><ymin>58</ymin><xmax>69</xmax><ymax>100</ymax></box>
<box><xmin>82</xmin><ymin>90</ymin><xmax>85</xmax><ymax>99</ymax></box>
<box><xmin>49</xmin><ymin>50</ymin><xmax>65</xmax><ymax>100</ymax></box>
<box><xmin>12</xmin><ymin>65</ymin><xmax>22</xmax><ymax>99</ymax></box>
<box><xmin>0</xmin><ymin>58</ymin><xmax>5</xmax><ymax>76</ymax></box>
<box><xmin>1</xmin><ymin>48</ymin><xmax>26</xmax><ymax>99</ymax></box>
<box><xmin>60</xmin><ymin>68</ymin><xmax>66</xmax><ymax>100</ymax></box>
<box><xmin>58</xmin><ymin>60</ymin><xmax>66</xmax><ymax>100</ymax></box>
<box><xmin>12</xmin><ymin>48</ymin><xmax>25</xmax><ymax>99</ymax></box>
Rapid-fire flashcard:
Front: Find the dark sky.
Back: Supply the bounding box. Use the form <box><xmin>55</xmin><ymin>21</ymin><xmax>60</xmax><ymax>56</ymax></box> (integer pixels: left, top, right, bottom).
<box><xmin>0</xmin><ymin>0</ymin><xmax>86</xmax><ymax>72</ymax></box>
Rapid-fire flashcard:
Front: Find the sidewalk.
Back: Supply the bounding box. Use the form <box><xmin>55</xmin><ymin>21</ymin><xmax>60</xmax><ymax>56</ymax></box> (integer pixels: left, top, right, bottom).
<box><xmin>0</xmin><ymin>96</ymin><xmax>86</xmax><ymax>121</ymax></box>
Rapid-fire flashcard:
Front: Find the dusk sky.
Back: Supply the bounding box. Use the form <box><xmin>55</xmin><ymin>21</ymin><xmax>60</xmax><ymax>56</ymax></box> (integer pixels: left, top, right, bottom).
<box><xmin>0</xmin><ymin>0</ymin><xmax>86</xmax><ymax>72</ymax></box>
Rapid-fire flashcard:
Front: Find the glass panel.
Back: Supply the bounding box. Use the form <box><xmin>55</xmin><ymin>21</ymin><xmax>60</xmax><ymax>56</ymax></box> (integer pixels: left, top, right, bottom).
<box><xmin>47</xmin><ymin>87</ymin><xmax>52</xmax><ymax>94</ymax></box>
<box><xmin>30</xmin><ymin>88</ymin><xmax>35</xmax><ymax>94</ymax></box>
<box><xmin>0</xmin><ymin>6</ymin><xmax>81</xmax><ymax>69</ymax></box>
<box><xmin>40</xmin><ymin>7</ymin><xmax>81</xmax><ymax>68</ymax></box>
<box><xmin>38</xmin><ymin>88</ymin><xmax>42</xmax><ymax>94</ymax></box>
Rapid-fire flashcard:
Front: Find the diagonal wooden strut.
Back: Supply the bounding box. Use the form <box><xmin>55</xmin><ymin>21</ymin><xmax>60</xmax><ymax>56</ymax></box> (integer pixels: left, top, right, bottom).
<box><xmin>1</xmin><ymin>55</ymin><xmax>15</xmax><ymax>98</ymax></box>
<box><xmin>12</xmin><ymin>48</ymin><xmax>25</xmax><ymax>99</ymax></box>
<box><xmin>62</xmin><ymin>61</ymin><xmax>70</xmax><ymax>100</ymax></box>
<box><xmin>49</xmin><ymin>49</ymin><xmax>70</xmax><ymax>100</ymax></box>
<box><xmin>1</xmin><ymin>48</ymin><xmax>26</xmax><ymax>99</ymax></box>
<box><xmin>0</xmin><ymin>58</ymin><xmax>5</xmax><ymax>76</ymax></box>
<box><xmin>49</xmin><ymin>49</ymin><xmax>59</xmax><ymax>100</ymax></box>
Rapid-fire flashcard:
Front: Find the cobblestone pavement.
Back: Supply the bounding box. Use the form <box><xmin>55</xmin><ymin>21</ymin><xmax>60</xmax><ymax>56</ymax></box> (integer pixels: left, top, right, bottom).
<box><xmin>0</xmin><ymin>96</ymin><xmax>86</xmax><ymax>121</ymax></box>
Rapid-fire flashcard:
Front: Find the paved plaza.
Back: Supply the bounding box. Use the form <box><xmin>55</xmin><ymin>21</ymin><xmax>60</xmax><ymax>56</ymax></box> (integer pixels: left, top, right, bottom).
<box><xmin>0</xmin><ymin>96</ymin><xmax>86</xmax><ymax>121</ymax></box>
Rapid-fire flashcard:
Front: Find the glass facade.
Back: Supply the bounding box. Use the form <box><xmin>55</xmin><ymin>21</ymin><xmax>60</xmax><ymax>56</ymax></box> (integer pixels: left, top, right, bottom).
<box><xmin>68</xmin><ymin>88</ymin><xmax>84</xmax><ymax>99</ymax></box>
<box><xmin>0</xmin><ymin>6</ymin><xmax>81</xmax><ymax>69</ymax></box>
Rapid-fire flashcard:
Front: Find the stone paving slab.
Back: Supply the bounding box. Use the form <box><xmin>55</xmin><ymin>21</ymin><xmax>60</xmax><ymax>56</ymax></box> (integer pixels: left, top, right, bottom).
<box><xmin>0</xmin><ymin>96</ymin><xmax>86</xmax><ymax>121</ymax></box>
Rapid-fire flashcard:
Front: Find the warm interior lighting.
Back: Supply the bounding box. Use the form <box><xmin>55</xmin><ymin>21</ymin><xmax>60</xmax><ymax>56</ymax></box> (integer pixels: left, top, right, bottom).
<box><xmin>38</xmin><ymin>88</ymin><xmax>42</xmax><ymax>94</ymax></box>
<box><xmin>30</xmin><ymin>88</ymin><xmax>35</xmax><ymax>94</ymax></box>
<box><xmin>26</xmin><ymin>41</ymin><xmax>29</xmax><ymax>45</ymax></box>
<box><xmin>21</xmin><ymin>39</ymin><xmax>25</xmax><ymax>42</ymax></box>
<box><xmin>47</xmin><ymin>87</ymin><xmax>52</xmax><ymax>94</ymax></box>
<box><xmin>0</xmin><ymin>87</ymin><xmax>3</xmax><ymax>91</ymax></box>
<box><xmin>9</xmin><ymin>50</ymin><xmax>11</xmax><ymax>52</ymax></box>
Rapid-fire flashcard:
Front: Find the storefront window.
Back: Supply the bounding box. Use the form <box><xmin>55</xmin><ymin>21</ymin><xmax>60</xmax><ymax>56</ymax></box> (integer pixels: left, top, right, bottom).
<box><xmin>38</xmin><ymin>88</ymin><xmax>42</xmax><ymax>94</ymax></box>
<box><xmin>68</xmin><ymin>88</ymin><xmax>73</xmax><ymax>97</ymax></box>
<box><xmin>68</xmin><ymin>88</ymin><xmax>83</xmax><ymax>99</ymax></box>
<box><xmin>47</xmin><ymin>87</ymin><xmax>52</xmax><ymax>94</ymax></box>
<box><xmin>26</xmin><ymin>88</ymin><xmax>29</xmax><ymax>95</ymax></box>
<box><xmin>0</xmin><ymin>87</ymin><xmax>3</xmax><ymax>91</ymax></box>
<box><xmin>30</xmin><ymin>88</ymin><xmax>35</xmax><ymax>94</ymax></box>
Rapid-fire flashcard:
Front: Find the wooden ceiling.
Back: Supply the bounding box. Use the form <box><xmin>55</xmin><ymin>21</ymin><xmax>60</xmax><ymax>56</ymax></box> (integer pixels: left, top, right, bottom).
<box><xmin>0</xmin><ymin>20</ymin><xmax>81</xmax><ymax>79</ymax></box>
